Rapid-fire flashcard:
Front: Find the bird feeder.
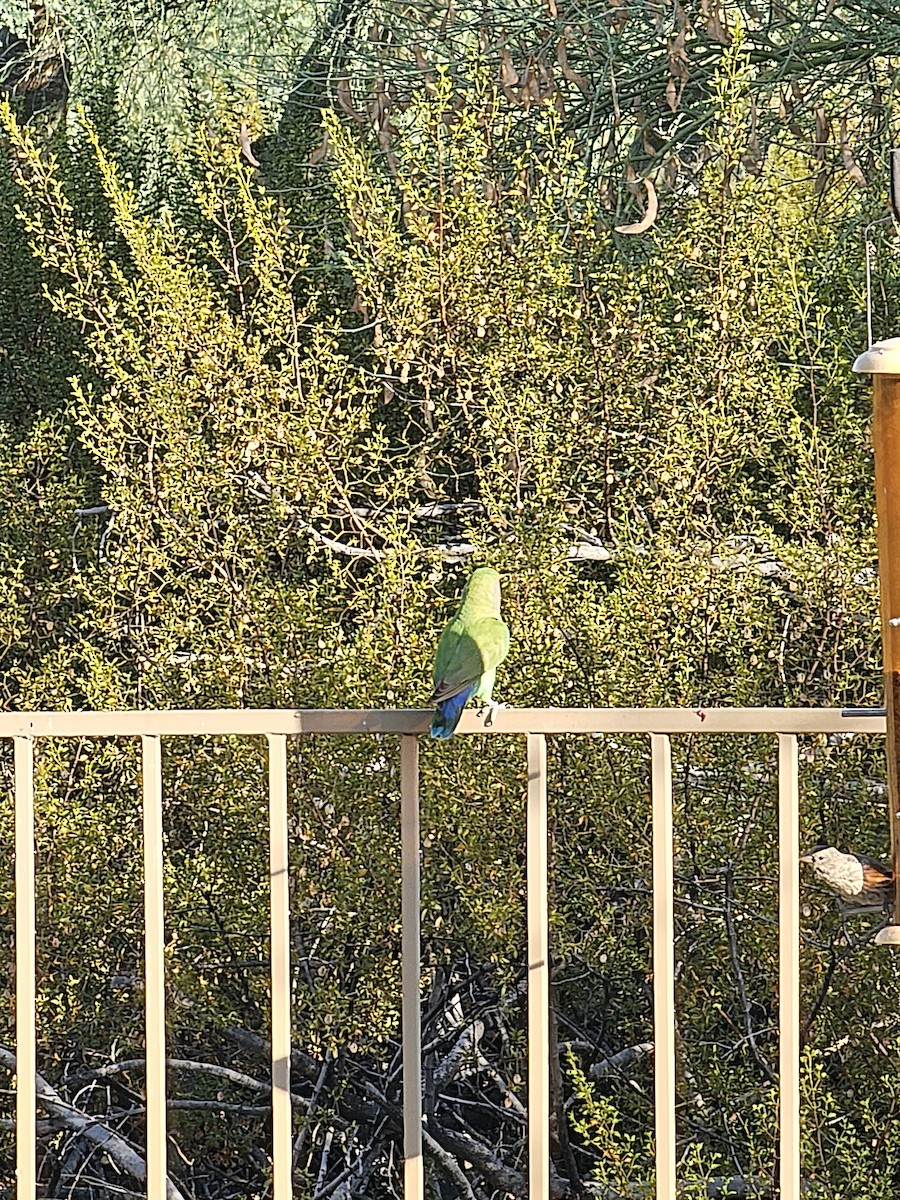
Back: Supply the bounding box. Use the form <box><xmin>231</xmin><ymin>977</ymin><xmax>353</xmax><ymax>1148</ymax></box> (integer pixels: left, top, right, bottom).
<box><xmin>854</xmin><ymin>162</ymin><xmax>900</xmax><ymax>947</ymax></box>
<box><xmin>852</xmin><ymin>338</ymin><xmax>900</xmax><ymax>942</ymax></box>
<box><xmin>850</xmin><ymin>149</ymin><xmax>900</xmax><ymax>944</ymax></box>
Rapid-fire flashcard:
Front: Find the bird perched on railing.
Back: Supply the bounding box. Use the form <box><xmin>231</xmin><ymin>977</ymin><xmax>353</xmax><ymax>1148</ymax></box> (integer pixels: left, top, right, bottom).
<box><xmin>800</xmin><ymin>845</ymin><xmax>894</xmax><ymax>911</ymax></box>
<box><xmin>429</xmin><ymin>567</ymin><xmax>510</xmax><ymax>739</ymax></box>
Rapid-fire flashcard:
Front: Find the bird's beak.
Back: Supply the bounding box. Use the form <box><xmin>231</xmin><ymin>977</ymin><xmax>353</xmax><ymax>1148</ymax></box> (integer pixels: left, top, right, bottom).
<box><xmin>799</xmin><ymin>854</ymin><xmax>813</xmax><ymax>865</ymax></box>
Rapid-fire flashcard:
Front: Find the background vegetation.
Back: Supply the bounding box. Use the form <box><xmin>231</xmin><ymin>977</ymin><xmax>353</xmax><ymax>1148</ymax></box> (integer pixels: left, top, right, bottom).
<box><xmin>0</xmin><ymin>2</ymin><xmax>899</xmax><ymax>1197</ymax></box>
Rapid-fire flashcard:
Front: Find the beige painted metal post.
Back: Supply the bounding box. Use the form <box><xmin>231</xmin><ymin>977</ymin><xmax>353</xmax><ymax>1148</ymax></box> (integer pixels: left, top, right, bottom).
<box><xmin>400</xmin><ymin>736</ymin><xmax>424</xmax><ymax>1200</ymax></box>
<box><xmin>526</xmin><ymin>733</ymin><xmax>550</xmax><ymax>1200</ymax></box>
<box><xmin>651</xmin><ymin>734</ymin><xmax>676</xmax><ymax>1198</ymax></box>
<box><xmin>268</xmin><ymin>734</ymin><xmax>293</xmax><ymax>1200</ymax></box>
<box><xmin>142</xmin><ymin>734</ymin><xmax>167</xmax><ymax>1199</ymax></box>
<box><xmin>14</xmin><ymin>736</ymin><xmax>35</xmax><ymax>1200</ymax></box>
<box><xmin>778</xmin><ymin>734</ymin><xmax>801</xmax><ymax>1198</ymax></box>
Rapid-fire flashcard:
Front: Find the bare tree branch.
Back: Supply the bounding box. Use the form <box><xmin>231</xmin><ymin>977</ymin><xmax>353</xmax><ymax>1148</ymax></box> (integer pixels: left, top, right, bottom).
<box><xmin>433</xmin><ymin>1019</ymin><xmax>484</xmax><ymax>1089</ymax></box>
<box><xmin>588</xmin><ymin>1041</ymin><xmax>654</xmax><ymax>1082</ymax></box>
<box><xmin>75</xmin><ymin>1056</ymin><xmax>311</xmax><ymax>1108</ymax></box>
<box><xmin>432</xmin><ymin>1126</ymin><xmax>527</xmax><ymax>1197</ymax></box>
<box><xmin>422</xmin><ymin>1129</ymin><xmax>480</xmax><ymax>1200</ymax></box>
<box><xmin>0</xmin><ymin>1044</ymin><xmax>188</xmax><ymax>1200</ymax></box>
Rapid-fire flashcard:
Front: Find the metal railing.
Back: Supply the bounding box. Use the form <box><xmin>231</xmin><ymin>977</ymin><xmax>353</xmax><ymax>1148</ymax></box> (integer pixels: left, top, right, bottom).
<box><xmin>8</xmin><ymin>705</ymin><xmax>888</xmax><ymax>1199</ymax></box>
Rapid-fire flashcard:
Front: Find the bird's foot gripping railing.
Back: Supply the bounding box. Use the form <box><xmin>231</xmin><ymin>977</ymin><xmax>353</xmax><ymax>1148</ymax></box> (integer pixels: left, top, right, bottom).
<box><xmin>7</xmin><ymin>706</ymin><xmax>888</xmax><ymax>1200</ymax></box>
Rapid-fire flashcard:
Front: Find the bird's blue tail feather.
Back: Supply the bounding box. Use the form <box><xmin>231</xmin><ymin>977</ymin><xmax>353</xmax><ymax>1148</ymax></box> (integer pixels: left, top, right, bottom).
<box><xmin>430</xmin><ymin>685</ymin><xmax>476</xmax><ymax>739</ymax></box>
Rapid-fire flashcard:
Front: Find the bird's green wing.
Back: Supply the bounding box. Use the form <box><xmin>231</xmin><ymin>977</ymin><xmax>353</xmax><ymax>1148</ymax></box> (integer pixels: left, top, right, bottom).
<box><xmin>471</xmin><ymin>616</ymin><xmax>510</xmax><ymax>672</ymax></box>
<box><xmin>431</xmin><ymin>615</ymin><xmax>510</xmax><ymax>703</ymax></box>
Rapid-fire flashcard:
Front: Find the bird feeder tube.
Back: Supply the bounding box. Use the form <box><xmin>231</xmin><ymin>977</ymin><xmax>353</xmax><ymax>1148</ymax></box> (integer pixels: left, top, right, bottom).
<box><xmin>852</xmin><ymin>339</ymin><xmax>900</xmax><ymax>942</ymax></box>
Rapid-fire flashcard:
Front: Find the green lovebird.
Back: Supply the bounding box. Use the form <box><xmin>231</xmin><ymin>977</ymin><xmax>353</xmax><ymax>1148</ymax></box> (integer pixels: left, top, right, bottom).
<box><xmin>429</xmin><ymin>567</ymin><xmax>511</xmax><ymax>739</ymax></box>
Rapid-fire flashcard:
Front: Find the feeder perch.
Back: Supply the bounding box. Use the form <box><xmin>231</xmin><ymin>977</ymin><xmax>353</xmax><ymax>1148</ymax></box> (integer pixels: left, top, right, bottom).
<box><xmin>852</xmin><ymin>337</ymin><xmax>900</xmax><ymax>942</ymax></box>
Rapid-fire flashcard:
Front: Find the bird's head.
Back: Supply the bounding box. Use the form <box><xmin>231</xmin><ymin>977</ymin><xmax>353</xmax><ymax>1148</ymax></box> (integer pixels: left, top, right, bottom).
<box><xmin>799</xmin><ymin>846</ymin><xmax>863</xmax><ymax>895</ymax></box>
<box><xmin>463</xmin><ymin>567</ymin><xmax>503</xmax><ymax>610</ymax></box>
<box><xmin>799</xmin><ymin>844</ymin><xmax>832</xmax><ymax>868</ymax></box>
<box><xmin>800</xmin><ymin>845</ymin><xmax>839</xmax><ymax>869</ymax></box>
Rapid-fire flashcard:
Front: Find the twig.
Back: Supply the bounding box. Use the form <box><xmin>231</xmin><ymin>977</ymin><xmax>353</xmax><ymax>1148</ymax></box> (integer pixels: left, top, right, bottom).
<box><xmin>293</xmin><ymin>1050</ymin><xmax>333</xmax><ymax>1169</ymax></box>
<box><xmin>473</xmin><ymin>1052</ymin><xmax>527</xmax><ymax>1119</ymax></box>
<box><xmin>295</xmin><ymin>516</ymin><xmax>387</xmax><ymax>560</ymax></box>
<box><xmin>314</xmin><ymin>1128</ymin><xmax>334</xmax><ymax>1197</ymax></box>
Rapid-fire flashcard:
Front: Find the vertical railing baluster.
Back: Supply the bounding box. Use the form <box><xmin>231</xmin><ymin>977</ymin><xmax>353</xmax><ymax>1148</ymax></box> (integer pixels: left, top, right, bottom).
<box><xmin>400</xmin><ymin>735</ymin><xmax>423</xmax><ymax>1200</ymax></box>
<box><xmin>14</xmin><ymin>736</ymin><xmax>35</xmax><ymax>1200</ymax></box>
<box><xmin>526</xmin><ymin>733</ymin><xmax>549</xmax><ymax>1200</ymax></box>
<box><xmin>142</xmin><ymin>734</ymin><xmax>167</xmax><ymax>1199</ymax></box>
<box><xmin>778</xmin><ymin>734</ymin><xmax>801</xmax><ymax>1199</ymax></box>
<box><xmin>651</xmin><ymin>734</ymin><xmax>676</xmax><ymax>1199</ymax></box>
<box><xmin>268</xmin><ymin>734</ymin><xmax>293</xmax><ymax>1200</ymax></box>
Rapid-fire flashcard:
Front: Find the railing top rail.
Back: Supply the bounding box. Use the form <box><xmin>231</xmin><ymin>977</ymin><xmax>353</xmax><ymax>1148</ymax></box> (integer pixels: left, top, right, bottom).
<box><xmin>0</xmin><ymin>707</ymin><xmax>886</xmax><ymax>738</ymax></box>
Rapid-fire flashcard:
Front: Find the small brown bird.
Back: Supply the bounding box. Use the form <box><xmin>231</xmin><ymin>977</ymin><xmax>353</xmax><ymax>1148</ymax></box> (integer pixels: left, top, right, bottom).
<box><xmin>800</xmin><ymin>846</ymin><xmax>894</xmax><ymax>911</ymax></box>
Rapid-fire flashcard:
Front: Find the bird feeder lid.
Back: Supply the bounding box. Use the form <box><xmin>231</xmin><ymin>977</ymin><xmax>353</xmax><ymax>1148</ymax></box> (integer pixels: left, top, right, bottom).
<box><xmin>875</xmin><ymin>924</ymin><xmax>900</xmax><ymax>946</ymax></box>
<box><xmin>853</xmin><ymin>337</ymin><xmax>900</xmax><ymax>374</ymax></box>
